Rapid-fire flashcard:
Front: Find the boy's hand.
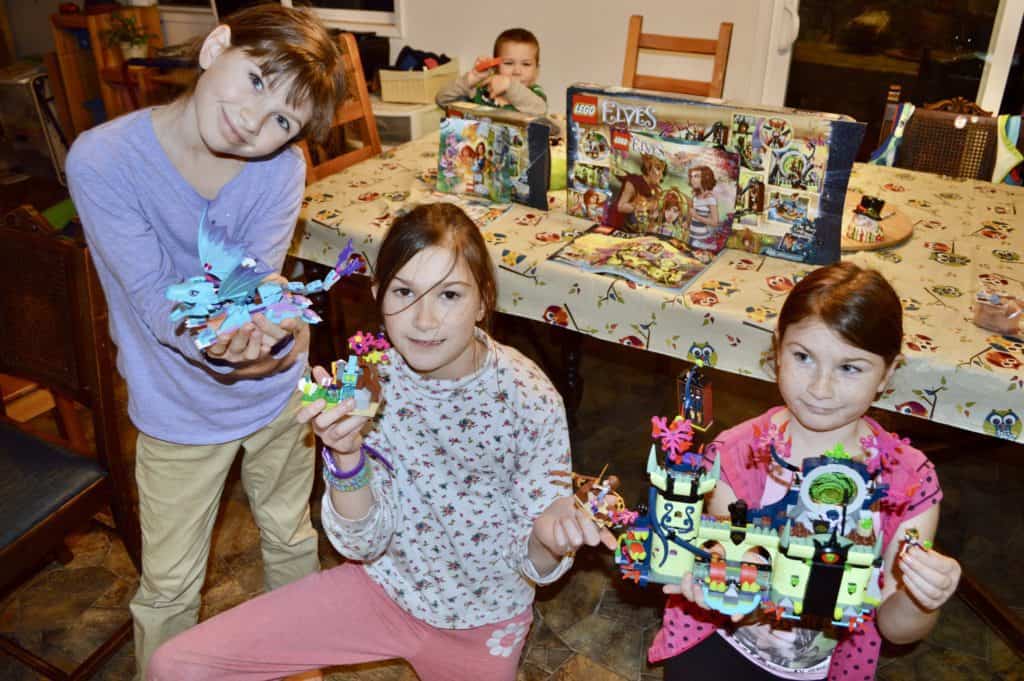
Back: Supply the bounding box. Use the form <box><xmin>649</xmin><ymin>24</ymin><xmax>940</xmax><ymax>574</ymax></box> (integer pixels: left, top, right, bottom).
<box><xmin>898</xmin><ymin>546</ymin><xmax>961</xmax><ymax>610</ymax></box>
<box><xmin>296</xmin><ymin>365</ymin><xmax>371</xmax><ymax>457</ymax></box>
<box><xmin>466</xmin><ymin>57</ymin><xmax>492</xmax><ymax>87</ymax></box>
<box><xmin>488</xmin><ymin>75</ymin><xmax>511</xmax><ymax>98</ymax></box>
<box><xmin>530</xmin><ymin>496</ymin><xmax>616</xmax><ymax>559</ymax></box>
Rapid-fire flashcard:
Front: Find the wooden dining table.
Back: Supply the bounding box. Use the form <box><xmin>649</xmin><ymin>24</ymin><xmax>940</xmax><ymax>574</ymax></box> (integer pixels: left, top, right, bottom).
<box><xmin>293</xmin><ymin>133</ymin><xmax>1024</xmax><ymax>443</ymax></box>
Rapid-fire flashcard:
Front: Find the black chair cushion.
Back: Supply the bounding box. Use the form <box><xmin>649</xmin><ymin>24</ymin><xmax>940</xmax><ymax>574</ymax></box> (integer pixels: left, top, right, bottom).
<box><xmin>0</xmin><ymin>421</ymin><xmax>106</xmax><ymax>550</ymax></box>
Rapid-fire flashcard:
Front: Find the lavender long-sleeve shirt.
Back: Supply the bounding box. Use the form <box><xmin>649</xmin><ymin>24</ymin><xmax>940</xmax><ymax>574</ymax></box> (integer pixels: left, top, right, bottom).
<box><xmin>67</xmin><ymin>108</ymin><xmax>307</xmax><ymax>444</ymax></box>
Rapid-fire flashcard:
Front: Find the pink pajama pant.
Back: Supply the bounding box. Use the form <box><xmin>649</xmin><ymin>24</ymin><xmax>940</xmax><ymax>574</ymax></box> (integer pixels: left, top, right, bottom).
<box><xmin>148</xmin><ymin>562</ymin><xmax>533</xmax><ymax>681</ymax></box>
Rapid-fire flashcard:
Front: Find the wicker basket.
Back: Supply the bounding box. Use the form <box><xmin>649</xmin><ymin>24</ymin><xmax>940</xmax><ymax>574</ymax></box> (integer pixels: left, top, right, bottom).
<box><xmin>379</xmin><ymin>59</ymin><xmax>459</xmax><ymax>104</ymax></box>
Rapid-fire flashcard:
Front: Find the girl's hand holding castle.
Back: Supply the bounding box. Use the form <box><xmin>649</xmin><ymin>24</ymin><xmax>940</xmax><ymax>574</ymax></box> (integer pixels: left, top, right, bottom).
<box><xmin>898</xmin><ymin>546</ymin><xmax>961</xmax><ymax>611</ymax></box>
<box><xmin>664</xmin><ymin>572</ymin><xmax>746</xmax><ymax>623</ymax></box>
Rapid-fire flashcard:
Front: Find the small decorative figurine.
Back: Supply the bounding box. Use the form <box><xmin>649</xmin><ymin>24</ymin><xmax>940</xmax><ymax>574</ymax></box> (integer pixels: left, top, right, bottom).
<box><xmin>678</xmin><ymin>364</ymin><xmax>713</xmax><ymax>431</ymax></box>
<box><xmin>166</xmin><ymin>210</ymin><xmax>363</xmax><ymax>350</ymax></box>
<box><xmin>900</xmin><ymin>528</ymin><xmax>932</xmax><ymax>556</ymax></box>
<box><xmin>846</xmin><ymin>195</ymin><xmax>886</xmax><ymax>243</ymax></box>
<box><xmin>973</xmin><ymin>290</ymin><xmax>1022</xmax><ymax>336</ymax></box>
<box><xmin>614</xmin><ymin>415</ymin><xmax>886</xmax><ymax>630</ymax></box>
<box><xmin>297</xmin><ymin>331</ymin><xmax>391</xmax><ymax>417</ymax></box>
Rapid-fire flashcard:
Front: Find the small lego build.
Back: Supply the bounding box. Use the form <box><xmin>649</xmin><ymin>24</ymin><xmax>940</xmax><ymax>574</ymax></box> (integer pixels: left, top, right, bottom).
<box><xmin>899</xmin><ymin>528</ymin><xmax>933</xmax><ymax>556</ymax></box>
<box><xmin>973</xmin><ymin>290</ymin><xmax>1022</xmax><ymax>336</ymax></box>
<box><xmin>166</xmin><ymin>211</ymin><xmax>362</xmax><ymax>350</ymax></box>
<box><xmin>567</xmin><ymin>466</ymin><xmax>634</xmax><ymax>529</ymax></box>
<box><xmin>615</xmin><ymin>415</ymin><xmax>886</xmax><ymax>629</ymax></box>
<box><xmin>846</xmin><ymin>195</ymin><xmax>886</xmax><ymax>243</ymax></box>
<box><xmin>678</xmin><ymin>363</ymin><xmax>713</xmax><ymax>431</ymax></box>
<box><xmin>297</xmin><ymin>331</ymin><xmax>391</xmax><ymax>417</ymax></box>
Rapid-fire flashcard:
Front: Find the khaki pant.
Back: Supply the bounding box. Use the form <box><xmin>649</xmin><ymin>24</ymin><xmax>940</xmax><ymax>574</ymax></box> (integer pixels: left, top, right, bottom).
<box><xmin>130</xmin><ymin>392</ymin><xmax>319</xmax><ymax>678</ymax></box>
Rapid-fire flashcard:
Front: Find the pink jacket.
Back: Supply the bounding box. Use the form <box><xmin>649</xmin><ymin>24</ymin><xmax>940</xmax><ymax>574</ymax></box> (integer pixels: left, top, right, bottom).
<box><xmin>648</xmin><ymin>407</ymin><xmax>943</xmax><ymax>680</ymax></box>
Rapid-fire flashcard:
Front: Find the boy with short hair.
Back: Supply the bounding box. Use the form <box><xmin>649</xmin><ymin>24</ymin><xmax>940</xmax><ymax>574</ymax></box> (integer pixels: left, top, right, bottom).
<box><xmin>436</xmin><ymin>27</ymin><xmax>546</xmax><ymax>115</ymax></box>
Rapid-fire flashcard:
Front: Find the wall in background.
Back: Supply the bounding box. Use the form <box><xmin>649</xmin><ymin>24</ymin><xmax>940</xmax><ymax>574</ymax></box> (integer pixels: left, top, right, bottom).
<box><xmin>9</xmin><ymin>0</ymin><xmax>63</xmax><ymax>58</ymax></box>
<box><xmin>9</xmin><ymin>0</ymin><xmax>776</xmax><ymax>110</ymax></box>
<box><xmin>392</xmin><ymin>0</ymin><xmax>775</xmax><ymax>113</ymax></box>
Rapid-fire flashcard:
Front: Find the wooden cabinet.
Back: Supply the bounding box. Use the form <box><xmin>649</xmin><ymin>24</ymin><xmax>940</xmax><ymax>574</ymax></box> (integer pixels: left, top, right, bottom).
<box><xmin>50</xmin><ymin>6</ymin><xmax>163</xmax><ymax>139</ymax></box>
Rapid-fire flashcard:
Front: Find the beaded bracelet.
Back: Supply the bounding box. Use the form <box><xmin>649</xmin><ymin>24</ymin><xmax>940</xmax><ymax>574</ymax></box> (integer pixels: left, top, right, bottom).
<box><xmin>321</xmin><ymin>446</ymin><xmax>371</xmax><ymax>493</ymax></box>
<box><xmin>321</xmin><ymin>446</ymin><xmax>365</xmax><ymax>478</ymax></box>
<box><xmin>323</xmin><ymin>464</ymin><xmax>371</xmax><ymax>493</ymax></box>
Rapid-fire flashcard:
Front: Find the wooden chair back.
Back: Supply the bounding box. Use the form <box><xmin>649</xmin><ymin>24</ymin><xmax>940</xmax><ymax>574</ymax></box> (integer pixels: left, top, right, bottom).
<box><xmin>0</xmin><ymin>206</ymin><xmax>141</xmax><ymax>678</ymax></box>
<box><xmin>621</xmin><ymin>15</ymin><xmax>733</xmax><ymax>99</ymax></box>
<box><xmin>301</xmin><ymin>32</ymin><xmax>382</xmax><ymax>184</ymax></box>
<box><xmin>0</xmin><ymin>206</ymin><xmax>141</xmax><ymax>572</ymax></box>
<box><xmin>878</xmin><ymin>89</ymin><xmax>999</xmax><ymax>180</ymax></box>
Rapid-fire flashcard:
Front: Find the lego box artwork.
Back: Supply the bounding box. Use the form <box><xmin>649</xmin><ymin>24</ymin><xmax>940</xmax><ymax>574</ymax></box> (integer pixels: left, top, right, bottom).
<box><xmin>437</xmin><ymin>102</ymin><xmax>551</xmax><ymax>210</ymax></box>
<box><xmin>567</xmin><ymin>85</ymin><xmax>865</xmax><ymax>264</ymax></box>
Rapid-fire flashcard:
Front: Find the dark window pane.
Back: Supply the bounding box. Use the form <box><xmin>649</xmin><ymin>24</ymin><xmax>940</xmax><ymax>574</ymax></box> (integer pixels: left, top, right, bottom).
<box><xmin>304</xmin><ymin>0</ymin><xmax>394</xmax><ymax>9</ymax></box>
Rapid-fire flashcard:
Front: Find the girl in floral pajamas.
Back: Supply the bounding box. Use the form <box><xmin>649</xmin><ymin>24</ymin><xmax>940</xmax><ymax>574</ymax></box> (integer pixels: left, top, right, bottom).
<box><xmin>149</xmin><ymin>203</ymin><xmax>612</xmax><ymax>681</ymax></box>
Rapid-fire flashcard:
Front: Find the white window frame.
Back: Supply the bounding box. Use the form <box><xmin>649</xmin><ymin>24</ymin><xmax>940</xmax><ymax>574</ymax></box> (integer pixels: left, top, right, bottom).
<box><xmin>282</xmin><ymin>0</ymin><xmax>404</xmax><ymax>38</ymax></box>
<box><xmin>978</xmin><ymin>0</ymin><xmax>1024</xmax><ymax>113</ymax></box>
<box><xmin>160</xmin><ymin>0</ymin><xmax>404</xmax><ymax>38</ymax></box>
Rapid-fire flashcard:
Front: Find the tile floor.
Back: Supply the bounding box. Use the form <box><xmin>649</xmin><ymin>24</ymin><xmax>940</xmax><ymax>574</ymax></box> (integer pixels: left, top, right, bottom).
<box><xmin>2</xmin><ymin>308</ymin><xmax>1022</xmax><ymax>681</ymax></box>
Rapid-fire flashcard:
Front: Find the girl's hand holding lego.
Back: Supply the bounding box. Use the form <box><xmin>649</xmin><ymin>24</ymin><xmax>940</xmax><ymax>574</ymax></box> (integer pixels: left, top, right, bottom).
<box><xmin>529</xmin><ymin>497</ymin><xmax>616</xmax><ymax>572</ymax></box>
<box><xmin>295</xmin><ymin>365</ymin><xmax>370</xmax><ymax>460</ymax></box>
<box><xmin>664</xmin><ymin>572</ymin><xmax>746</xmax><ymax>623</ymax></box>
<box><xmin>206</xmin><ymin>314</ymin><xmax>297</xmax><ymax>364</ymax></box>
<box><xmin>898</xmin><ymin>546</ymin><xmax>961</xmax><ymax>611</ymax></box>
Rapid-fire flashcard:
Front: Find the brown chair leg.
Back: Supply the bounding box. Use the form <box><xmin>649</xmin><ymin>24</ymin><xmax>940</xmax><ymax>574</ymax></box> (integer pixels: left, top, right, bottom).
<box><xmin>54</xmin><ymin>395</ymin><xmax>88</xmax><ymax>453</ymax></box>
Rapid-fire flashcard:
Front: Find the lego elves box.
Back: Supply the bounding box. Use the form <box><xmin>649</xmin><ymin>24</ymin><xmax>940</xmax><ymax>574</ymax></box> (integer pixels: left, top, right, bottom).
<box><xmin>437</xmin><ymin>101</ymin><xmax>551</xmax><ymax>211</ymax></box>
<box><xmin>566</xmin><ymin>84</ymin><xmax>865</xmax><ymax>264</ymax></box>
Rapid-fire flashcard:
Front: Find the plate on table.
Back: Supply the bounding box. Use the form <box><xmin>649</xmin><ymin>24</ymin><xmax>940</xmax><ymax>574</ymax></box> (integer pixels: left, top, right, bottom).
<box><xmin>840</xmin><ymin>192</ymin><xmax>914</xmax><ymax>252</ymax></box>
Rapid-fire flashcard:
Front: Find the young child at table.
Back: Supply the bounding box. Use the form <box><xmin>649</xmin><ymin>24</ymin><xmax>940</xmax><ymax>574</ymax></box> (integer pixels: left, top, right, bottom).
<box><xmin>147</xmin><ymin>202</ymin><xmax>614</xmax><ymax>681</ymax></box>
<box><xmin>650</xmin><ymin>262</ymin><xmax>961</xmax><ymax>680</ymax></box>
<box><xmin>65</xmin><ymin>5</ymin><xmax>345</xmax><ymax>676</ymax></box>
<box><xmin>435</xmin><ymin>27</ymin><xmax>547</xmax><ymax>115</ymax></box>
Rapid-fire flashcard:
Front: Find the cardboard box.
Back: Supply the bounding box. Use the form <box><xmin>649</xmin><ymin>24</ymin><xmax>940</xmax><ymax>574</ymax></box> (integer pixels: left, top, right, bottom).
<box><xmin>566</xmin><ymin>84</ymin><xmax>865</xmax><ymax>264</ymax></box>
<box><xmin>379</xmin><ymin>59</ymin><xmax>459</xmax><ymax>104</ymax></box>
<box><xmin>371</xmin><ymin>96</ymin><xmax>442</xmax><ymax>145</ymax></box>
<box><xmin>438</xmin><ymin>101</ymin><xmax>550</xmax><ymax>210</ymax></box>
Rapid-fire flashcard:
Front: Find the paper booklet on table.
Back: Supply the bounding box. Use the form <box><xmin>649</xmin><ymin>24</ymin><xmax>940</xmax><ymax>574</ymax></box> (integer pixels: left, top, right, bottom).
<box><xmin>566</xmin><ymin>84</ymin><xmax>865</xmax><ymax>265</ymax></box>
<box><xmin>435</xmin><ymin>101</ymin><xmax>551</xmax><ymax>210</ymax></box>
<box><xmin>549</xmin><ymin>224</ymin><xmax>706</xmax><ymax>293</ymax></box>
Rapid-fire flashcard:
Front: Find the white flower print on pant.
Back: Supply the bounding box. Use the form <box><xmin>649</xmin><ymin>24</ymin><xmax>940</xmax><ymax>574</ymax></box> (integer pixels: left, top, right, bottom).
<box><xmin>487</xmin><ymin>620</ymin><xmax>529</xmax><ymax>657</ymax></box>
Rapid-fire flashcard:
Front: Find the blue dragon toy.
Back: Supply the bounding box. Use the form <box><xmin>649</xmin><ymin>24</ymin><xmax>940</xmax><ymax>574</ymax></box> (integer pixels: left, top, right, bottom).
<box><xmin>166</xmin><ymin>209</ymin><xmax>362</xmax><ymax>350</ymax></box>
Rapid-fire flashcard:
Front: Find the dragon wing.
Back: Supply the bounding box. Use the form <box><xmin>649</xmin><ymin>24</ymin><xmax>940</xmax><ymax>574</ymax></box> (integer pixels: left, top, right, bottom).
<box><xmin>197</xmin><ymin>208</ymin><xmax>247</xmax><ymax>281</ymax></box>
<box><xmin>217</xmin><ymin>264</ymin><xmax>268</xmax><ymax>304</ymax></box>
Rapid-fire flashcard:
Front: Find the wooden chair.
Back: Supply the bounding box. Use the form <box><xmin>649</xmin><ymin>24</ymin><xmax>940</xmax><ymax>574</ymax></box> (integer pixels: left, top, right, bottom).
<box><xmin>621</xmin><ymin>15</ymin><xmax>733</xmax><ymax>99</ymax></box>
<box><xmin>0</xmin><ymin>206</ymin><xmax>142</xmax><ymax>680</ymax></box>
<box><xmin>877</xmin><ymin>88</ymin><xmax>999</xmax><ymax>180</ymax></box>
<box><xmin>301</xmin><ymin>31</ymin><xmax>382</xmax><ymax>184</ymax></box>
<box><xmin>299</xmin><ymin>32</ymin><xmax>382</xmax><ymax>358</ymax></box>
